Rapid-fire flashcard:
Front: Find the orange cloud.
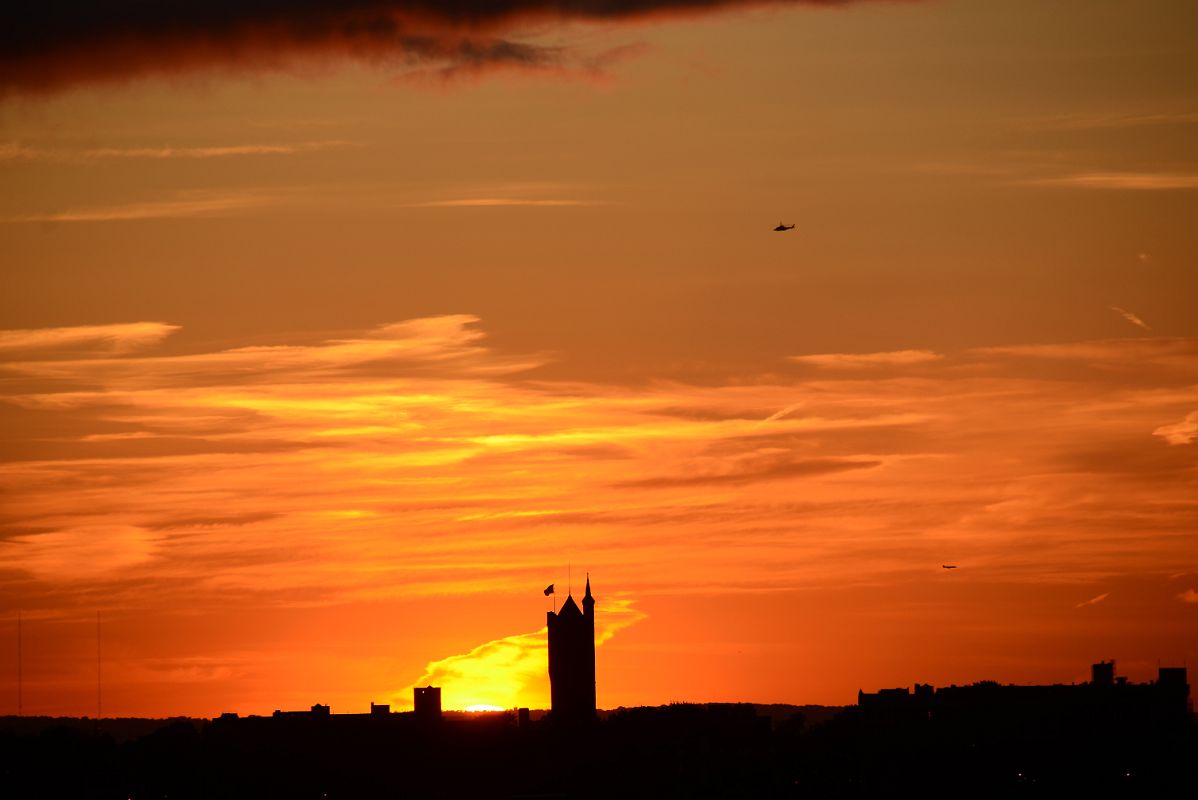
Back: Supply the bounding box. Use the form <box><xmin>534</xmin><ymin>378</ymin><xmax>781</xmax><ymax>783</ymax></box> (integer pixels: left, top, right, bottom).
<box><xmin>3</xmin><ymin>318</ymin><xmax>1196</xmax><ymax>715</ymax></box>
<box><xmin>616</xmin><ymin>455</ymin><xmax>881</xmax><ymax>489</ymax></box>
<box><xmin>789</xmin><ymin>349</ymin><xmax>943</xmax><ymax>369</ymax></box>
<box><xmin>4</xmin><ymin>318</ymin><xmax>1195</xmax><ymax>614</ymax></box>
<box><xmin>1154</xmin><ymin>411</ymin><xmax>1198</xmax><ymax>446</ymax></box>
<box><xmin>6</xmin><ymin>524</ymin><xmax>159</xmax><ymax>581</ymax></box>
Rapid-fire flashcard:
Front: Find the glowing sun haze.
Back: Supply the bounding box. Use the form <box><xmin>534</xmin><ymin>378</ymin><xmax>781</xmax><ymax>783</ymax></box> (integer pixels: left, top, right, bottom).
<box><xmin>1</xmin><ymin>0</ymin><xmax>1196</xmax><ymax>717</ymax></box>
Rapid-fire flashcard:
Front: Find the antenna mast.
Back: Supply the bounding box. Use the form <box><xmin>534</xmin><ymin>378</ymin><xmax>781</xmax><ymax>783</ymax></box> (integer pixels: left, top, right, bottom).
<box><xmin>96</xmin><ymin>611</ymin><xmax>101</xmax><ymax>719</ymax></box>
<box><xmin>16</xmin><ymin>610</ymin><xmax>22</xmax><ymax>717</ymax></box>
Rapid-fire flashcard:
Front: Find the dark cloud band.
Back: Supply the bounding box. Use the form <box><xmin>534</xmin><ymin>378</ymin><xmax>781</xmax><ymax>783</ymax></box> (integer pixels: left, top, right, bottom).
<box><xmin>1</xmin><ymin>0</ymin><xmax>902</xmax><ymax>95</ymax></box>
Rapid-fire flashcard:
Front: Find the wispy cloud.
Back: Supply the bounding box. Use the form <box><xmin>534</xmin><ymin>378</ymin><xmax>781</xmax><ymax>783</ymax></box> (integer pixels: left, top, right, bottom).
<box><xmin>0</xmin><ymin>142</ymin><xmax>41</xmax><ymax>160</ymax></box>
<box><xmin>1154</xmin><ymin>410</ymin><xmax>1198</xmax><ymax>446</ymax></box>
<box><xmin>789</xmin><ymin>349</ymin><xmax>943</xmax><ymax>369</ymax></box>
<box><xmin>4</xmin><ymin>190</ymin><xmax>279</xmax><ymax>223</ymax></box>
<box><xmin>3</xmin><ymin>315</ymin><xmax>540</xmax><ymax>390</ymax></box>
<box><xmin>1110</xmin><ymin>306</ymin><xmax>1151</xmax><ymax>332</ymax></box>
<box><xmin>1025</xmin><ymin>172</ymin><xmax>1198</xmax><ymax>190</ymax></box>
<box><xmin>974</xmin><ymin>338</ymin><xmax>1197</xmax><ymax>366</ymax></box>
<box><xmin>616</xmin><ymin>455</ymin><xmax>881</xmax><ymax>489</ymax></box>
<box><xmin>1179</xmin><ymin>588</ymin><xmax>1198</xmax><ymax>604</ymax></box>
<box><xmin>1029</xmin><ymin>111</ymin><xmax>1198</xmax><ymax>130</ymax></box>
<box><xmin>758</xmin><ymin>402</ymin><xmax>803</xmax><ymax>425</ymax></box>
<box><xmin>6</xmin><ymin>524</ymin><xmax>159</xmax><ymax>581</ymax></box>
<box><xmin>1073</xmin><ymin>592</ymin><xmax>1109</xmax><ymax>609</ymax></box>
<box><xmin>408</xmin><ymin>198</ymin><xmax>593</xmax><ymax>208</ymax></box>
<box><xmin>0</xmin><ymin>140</ymin><xmax>353</xmax><ymax>162</ymax></box>
<box><xmin>397</xmin><ymin>40</ymin><xmax>651</xmax><ymax>86</ymax></box>
<box><xmin>0</xmin><ymin>322</ymin><xmax>179</xmax><ymax>354</ymax></box>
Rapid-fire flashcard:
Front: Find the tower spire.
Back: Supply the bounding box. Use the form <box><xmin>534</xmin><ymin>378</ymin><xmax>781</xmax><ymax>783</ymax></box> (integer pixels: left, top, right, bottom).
<box><xmin>582</xmin><ymin>573</ymin><xmax>595</xmax><ymax>619</ymax></box>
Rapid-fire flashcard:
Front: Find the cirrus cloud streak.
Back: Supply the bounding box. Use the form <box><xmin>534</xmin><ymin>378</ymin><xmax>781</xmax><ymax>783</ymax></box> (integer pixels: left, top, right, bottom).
<box><xmin>3</xmin><ymin>318</ymin><xmax>1196</xmax><ymax>611</ymax></box>
<box><xmin>3</xmin><ymin>317</ymin><xmax>1196</xmax><ymax>714</ymax></box>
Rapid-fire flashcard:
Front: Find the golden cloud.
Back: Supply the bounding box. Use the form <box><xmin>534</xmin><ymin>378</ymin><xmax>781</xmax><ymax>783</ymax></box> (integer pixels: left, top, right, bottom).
<box><xmin>396</xmin><ymin>597</ymin><xmax>645</xmax><ymax>710</ymax></box>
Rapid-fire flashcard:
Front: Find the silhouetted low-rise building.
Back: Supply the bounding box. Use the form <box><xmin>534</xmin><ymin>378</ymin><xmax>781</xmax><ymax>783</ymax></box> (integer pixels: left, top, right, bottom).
<box><xmin>272</xmin><ymin>703</ymin><xmax>331</xmax><ymax>718</ymax></box>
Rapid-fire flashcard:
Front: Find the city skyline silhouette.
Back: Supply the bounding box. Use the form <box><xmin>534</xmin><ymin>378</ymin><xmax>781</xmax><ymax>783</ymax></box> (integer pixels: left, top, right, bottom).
<box><xmin>2</xmin><ymin>2</ymin><xmax>1197</xmax><ymax>794</ymax></box>
<box><xmin>4</xmin><ymin>576</ymin><xmax>1190</xmax><ymax>719</ymax></box>
<box><xmin>2</xmin><ymin>588</ymin><xmax>1193</xmax><ymax>796</ymax></box>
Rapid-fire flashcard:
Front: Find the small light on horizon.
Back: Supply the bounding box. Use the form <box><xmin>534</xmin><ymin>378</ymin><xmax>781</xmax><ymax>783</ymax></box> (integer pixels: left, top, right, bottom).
<box><xmin>462</xmin><ymin>704</ymin><xmax>505</xmax><ymax>712</ymax></box>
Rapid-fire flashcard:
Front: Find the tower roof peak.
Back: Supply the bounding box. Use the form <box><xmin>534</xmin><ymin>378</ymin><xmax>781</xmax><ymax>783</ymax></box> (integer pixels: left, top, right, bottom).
<box><xmin>558</xmin><ymin>594</ymin><xmax>582</xmax><ymax>618</ymax></box>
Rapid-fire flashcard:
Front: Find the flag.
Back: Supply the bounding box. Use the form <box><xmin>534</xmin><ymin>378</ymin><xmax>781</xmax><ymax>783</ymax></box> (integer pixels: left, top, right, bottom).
<box><xmin>543</xmin><ymin>584</ymin><xmax>555</xmax><ymax>596</ymax></box>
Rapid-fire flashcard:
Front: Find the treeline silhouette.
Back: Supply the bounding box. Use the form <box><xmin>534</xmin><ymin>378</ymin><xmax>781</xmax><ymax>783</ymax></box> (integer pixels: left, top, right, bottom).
<box><xmin>1</xmin><ymin>696</ymin><xmax>1194</xmax><ymax>798</ymax></box>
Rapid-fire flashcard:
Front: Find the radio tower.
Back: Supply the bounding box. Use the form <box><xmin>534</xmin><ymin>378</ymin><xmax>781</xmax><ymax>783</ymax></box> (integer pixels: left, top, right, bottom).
<box><xmin>16</xmin><ymin>610</ymin><xmax>21</xmax><ymax>716</ymax></box>
<box><xmin>96</xmin><ymin>611</ymin><xmax>102</xmax><ymax>719</ymax></box>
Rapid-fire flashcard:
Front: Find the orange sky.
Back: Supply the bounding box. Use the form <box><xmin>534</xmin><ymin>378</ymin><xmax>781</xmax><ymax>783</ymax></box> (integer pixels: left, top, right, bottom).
<box><xmin>1</xmin><ymin>0</ymin><xmax>1196</xmax><ymax>717</ymax></box>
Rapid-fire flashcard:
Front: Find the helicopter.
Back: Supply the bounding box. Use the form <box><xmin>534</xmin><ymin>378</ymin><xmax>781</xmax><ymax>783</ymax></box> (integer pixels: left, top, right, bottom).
<box><xmin>773</xmin><ymin>222</ymin><xmax>795</xmax><ymax>232</ymax></box>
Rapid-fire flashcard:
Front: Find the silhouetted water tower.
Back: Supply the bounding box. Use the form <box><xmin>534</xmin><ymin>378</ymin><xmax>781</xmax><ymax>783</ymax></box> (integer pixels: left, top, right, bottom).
<box><xmin>547</xmin><ymin>575</ymin><xmax>596</xmax><ymax>720</ymax></box>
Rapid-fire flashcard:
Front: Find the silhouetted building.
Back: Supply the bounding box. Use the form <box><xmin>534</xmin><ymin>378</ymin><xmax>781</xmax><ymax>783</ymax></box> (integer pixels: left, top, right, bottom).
<box><xmin>858</xmin><ymin>662</ymin><xmax>1190</xmax><ymax>727</ymax></box>
<box><xmin>1155</xmin><ymin>666</ymin><xmax>1192</xmax><ymax>716</ymax></box>
<box><xmin>547</xmin><ymin>575</ymin><xmax>596</xmax><ymax>720</ymax></box>
<box><xmin>370</xmin><ymin>702</ymin><xmax>389</xmax><ymax>716</ymax></box>
<box><xmin>414</xmin><ymin>686</ymin><xmax>441</xmax><ymax>720</ymax></box>
<box><xmin>1158</xmin><ymin>666</ymin><xmax>1188</xmax><ymax>689</ymax></box>
<box><xmin>1092</xmin><ymin>659</ymin><xmax>1115</xmax><ymax>687</ymax></box>
<box><xmin>272</xmin><ymin>702</ymin><xmax>330</xmax><ymax>718</ymax></box>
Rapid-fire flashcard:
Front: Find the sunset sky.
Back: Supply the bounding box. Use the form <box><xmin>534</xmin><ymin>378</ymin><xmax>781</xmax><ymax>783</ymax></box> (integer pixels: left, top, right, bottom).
<box><xmin>2</xmin><ymin>0</ymin><xmax>1196</xmax><ymax>718</ymax></box>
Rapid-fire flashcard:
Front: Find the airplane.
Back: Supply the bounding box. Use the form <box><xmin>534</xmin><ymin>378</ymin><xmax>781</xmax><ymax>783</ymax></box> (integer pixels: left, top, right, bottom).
<box><xmin>773</xmin><ymin>222</ymin><xmax>795</xmax><ymax>232</ymax></box>
<box><xmin>942</xmin><ymin>564</ymin><xmax>958</xmax><ymax>569</ymax></box>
